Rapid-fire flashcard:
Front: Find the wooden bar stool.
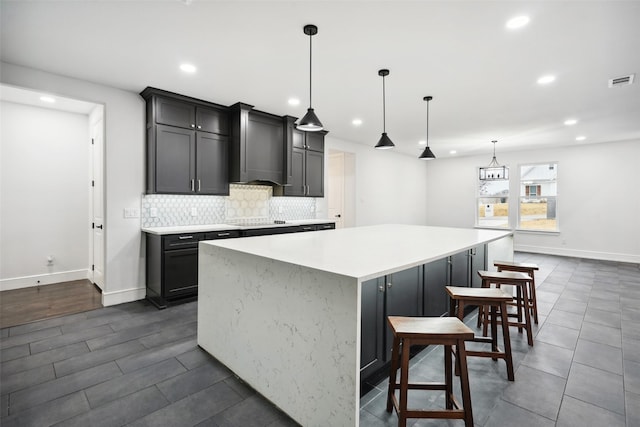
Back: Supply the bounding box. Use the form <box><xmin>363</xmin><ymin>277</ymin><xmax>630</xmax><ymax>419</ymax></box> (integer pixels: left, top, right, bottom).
<box><xmin>494</xmin><ymin>260</ymin><xmax>540</xmax><ymax>324</ymax></box>
<box><xmin>445</xmin><ymin>286</ymin><xmax>515</xmax><ymax>381</ymax></box>
<box><xmin>386</xmin><ymin>316</ymin><xmax>474</xmax><ymax>427</ymax></box>
<box><xmin>477</xmin><ymin>270</ymin><xmax>535</xmax><ymax>346</ymax></box>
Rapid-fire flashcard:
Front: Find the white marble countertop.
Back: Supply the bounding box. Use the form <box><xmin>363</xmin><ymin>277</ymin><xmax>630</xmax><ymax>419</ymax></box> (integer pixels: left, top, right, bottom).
<box><xmin>141</xmin><ymin>219</ymin><xmax>335</xmax><ymax>235</ymax></box>
<box><xmin>201</xmin><ymin>224</ymin><xmax>512</xmax><ymax>281</ymax></box>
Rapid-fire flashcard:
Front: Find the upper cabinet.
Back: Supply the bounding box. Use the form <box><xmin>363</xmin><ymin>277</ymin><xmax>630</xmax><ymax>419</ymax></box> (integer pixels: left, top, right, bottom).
<box><xmin>282</xmin><ymin>122</ymin><xmax>326</xmax><ymax>197</ymax></box>
<box><xmin>141</xmin><ymin>88</ymin><xmax>229</xmax><ymax>195</ymax></box>
<box><xmin>229</xmin><ymin>103</ymin><xmax>285</xmax><ymax>185</ymax></box>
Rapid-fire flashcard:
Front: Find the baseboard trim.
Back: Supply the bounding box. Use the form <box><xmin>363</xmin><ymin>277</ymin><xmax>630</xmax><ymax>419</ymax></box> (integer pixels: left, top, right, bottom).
<box><xmin>515</xmin><ymin>245</ymin><xmax>640</xmax><ymax>265</ymax></box>
<box><xmin>0</xmin><ymin>269</ymin><xmax>90</xmax><ymax>292</ymax></box>
<box><xmin>102</xmin><ymin>287</ymin><xmax>146</xmax><ymax>307</ymax></box>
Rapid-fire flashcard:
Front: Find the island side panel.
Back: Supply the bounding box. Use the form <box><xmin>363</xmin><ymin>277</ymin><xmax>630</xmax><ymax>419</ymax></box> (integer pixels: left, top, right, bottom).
<box><xmin>487</xmin><ymin>234</ymin><xmax>514</xmax><ymax>267</ymax></box>
<box><xmin>197</xmin><ymin>243</ymin><xmax>360</xmax><ymax>427</ymax></box>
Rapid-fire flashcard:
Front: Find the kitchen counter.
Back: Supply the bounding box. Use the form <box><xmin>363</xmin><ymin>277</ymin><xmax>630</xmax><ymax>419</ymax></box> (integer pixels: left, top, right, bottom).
<box><xmin>141</xmin><ymin>219</ymin><xmax>334</xmax><ymax>235</ymax></box>
<box><xmin>197</xmin><ymin>224</ymin><xmax>513</xmax><ymax>426</ymax></box>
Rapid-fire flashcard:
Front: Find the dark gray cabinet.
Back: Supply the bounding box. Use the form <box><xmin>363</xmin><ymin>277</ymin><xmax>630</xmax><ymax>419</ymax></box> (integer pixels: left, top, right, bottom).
<box><xmin>141</xmin><ymin>88</ymin><xmax>230</xmax><ymax>195</ymax></box>
<box><xmin>424</xmin><ymin>257</ymin><xmax>450</xmax><ymax>317</ymax></box>
<box><xmin>229</xmin><ymin>103</ymin><xmax>285</xmax><ymax>184</ymax></box>
<box><xmin>283</xmin><ymin>127</ymin><xmax>326</xmax><ymax>197</ymax></box>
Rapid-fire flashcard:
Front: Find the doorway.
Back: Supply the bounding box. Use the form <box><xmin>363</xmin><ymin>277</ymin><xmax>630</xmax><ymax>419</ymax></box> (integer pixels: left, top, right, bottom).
<box><xmin>327</xmin><ymin>150</ymin><xmax>356</xmax><ymax>228</ymax></box>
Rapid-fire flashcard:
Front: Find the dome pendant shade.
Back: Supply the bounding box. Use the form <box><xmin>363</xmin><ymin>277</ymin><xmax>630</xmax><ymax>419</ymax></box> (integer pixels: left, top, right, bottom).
<box><xmin>418</xmin><ymin>95</ymin><xmax>436</xmax><ymax>160</ymax></box>
<box><xmin>375</xmin><ymin>132</ymin><xmax>395</xmax><ymax>149</ymax></box>
<box><xmin>296</xmin><ymin>24</ymin><xmax>323</xmax><ymax>132</ymax></box>
<box><xmin>297</xmin><ymin>108</ymin><xmax>323</xmax><ymax>131</ymax></box>
<box><xmin>375</xmin><ymin>69</ymin><xmax>395</xmax><ymax>149</ymax></box>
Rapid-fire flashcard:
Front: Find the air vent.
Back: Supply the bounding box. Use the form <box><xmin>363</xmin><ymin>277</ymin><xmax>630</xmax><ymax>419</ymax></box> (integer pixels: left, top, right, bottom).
<box><xmin>608</xmin><ymin>74</ymin><xmax>635</xmax><ymax>88</ymax></box>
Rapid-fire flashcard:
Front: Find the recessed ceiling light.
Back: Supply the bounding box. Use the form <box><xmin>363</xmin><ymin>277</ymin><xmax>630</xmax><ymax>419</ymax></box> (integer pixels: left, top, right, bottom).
<box><xmin>564</xmin><ymin>119</ymin><xmax>578</xmax><ymax>126</ymax></box>
<box><xmin>450</xmin><ymin>150</ymin><xmax>457</xmax><ymax>155</ymax></box>
<box><xmin>288</xmin><ymin>98</ymin><xmax>300</xmax><ymax>106</ymax></box>
<box><xmin>537</xmin><ymin>75</ymin><xmax>556</xmax><ymax>85</ymax></box>
<box><xmin>352</xmin><ymin>118</ymin><xmax>363</xmax><ymax>126</ymax></box>
<box><xmin>576</xmin><ymin>136</ymin><xmax>586</xmax><ymax>141</ymax></box>
<box><xmin>418</xmin><ymin>140</ymin><xmax>427</xmax><ymax>146</ymax></box>
<box><xmin>40</xmin><ymin>96</ymin><xmax>55</xmax><ymax>103</ymax></box>
<box><xmin>506</xmin><ymin>16</ymin><xmax>530</xmax><ymax>29</ymax></box>
<box><xmin>180</xmin><ymin>63</ymin><xmax>197</xmax><ymax>73</ymax></box>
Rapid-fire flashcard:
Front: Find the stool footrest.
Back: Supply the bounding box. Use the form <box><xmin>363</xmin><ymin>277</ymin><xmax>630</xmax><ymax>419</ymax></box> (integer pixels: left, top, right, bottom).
<box><xmin>390</xmin><ymin>381</ymin><xmax>448</xmax><ymax>391</ymax></box>
<box><xmin>466</xmin><ymin>349</ymin><xmax>505</xmax><ymax>359</ymax></box>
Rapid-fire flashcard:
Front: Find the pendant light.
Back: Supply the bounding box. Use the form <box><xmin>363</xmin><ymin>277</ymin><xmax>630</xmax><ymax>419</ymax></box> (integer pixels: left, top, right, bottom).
<box><xmin>419</xmin><ymin>96</ymin><xmax>436</xmax><ymax>159</ymax></box>
<box><xmin>296</xmin><ymin>24</ymin><xmax>323</xmax><ymax>132</ymax></box>
<box><xmin>374</xmin><ymin>69</ymin><xmax>395</xmax><ymax>149</ymax></box>
<box><xmin>479</xmin><ymin>140</ymin><xmax>509</xmax><ymax>180</ymax></box>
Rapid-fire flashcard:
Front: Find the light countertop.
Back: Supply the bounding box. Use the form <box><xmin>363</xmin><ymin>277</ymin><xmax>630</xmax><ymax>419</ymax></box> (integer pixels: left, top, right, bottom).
<box><xmin>201</xmin><ymin>224</ymin><xmax>512</xmax><ymax>281</ymax></box>
<box><xmin>142</xmin><ymin>219</ymin><xmax>335</xmax><ymax>235</ymax></box>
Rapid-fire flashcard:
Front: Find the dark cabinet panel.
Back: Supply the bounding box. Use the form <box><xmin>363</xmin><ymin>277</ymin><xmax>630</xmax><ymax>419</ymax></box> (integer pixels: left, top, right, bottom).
<box><xmin>287</xmin><ymin>147</ymin><xmax>305</xmax><ymax>196</ymax></box>
<box><xmin>360</xmin><ymin>278</ymin><xmax>384</xmax><ymax>380</ymax></box>
<box><xmin>156</xmin><ymin>97</ymin><xmax>196</xmax><ymax>129</ymax></box>
<box><xmin>196</xmin><ymin>133</ymin><xmax>229</xmax><ymax>195</ymax></box>
<box><xmin>283</xmin><ymin>128</ymin><xmax>325</xmax><ymax>197</ymax></box>
<box><xmin>155</xmin><ymin>125</ymin><xmax>196</xmax><ymax>194</ymax></box>
<box><xmin>384</xmin><ymin>267</ymin><xmax>423</xmax><ymax>360</ymax></box>
<box><xmin>197</xmin><ymin>107</ymin><xmax>229</xmax><ymax>135</ymax></box>
<box><xmin>424</xmin><ymin>257</ymin><xmax>450</xmax><ymax>317</ymax></box>
<box><xmin>163</xmin><ymin>248</ymin><xmax>199</xmax><ymax>297</ymax></box>
<box><xmin>469</xmin><ymin>244</ymin><xmax>487</xmax><ymax>288</ymax></box>
<box><xmin>450</xmin><ymin>251</ymin><xmax>470</xmax><ymax>287</ymax></box>
<box><xmin>306</xmin><ymin>132</ymin><xmax>324</xmax><ymax>152</ymax></box>
<box><xmin>246</xmin><ymin>112</ymin><xmax>284</xmax><ymax>182</ymax></box>
<box><xmin>305</xmin><ymin>150</ymin><xmax>324</xmax><ymax>197</ymax></box>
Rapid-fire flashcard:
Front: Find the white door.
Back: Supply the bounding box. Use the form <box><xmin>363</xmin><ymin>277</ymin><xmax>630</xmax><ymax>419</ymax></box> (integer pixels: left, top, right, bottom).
<box><xmin>328</xmin><ymin>152</ymin><xmax>345</xmax><ymax>228</ymax></box>
<box><xmin>91</xmin><ymin>113</ymin><xmax>105</xmax><ymax>290</ymax></box>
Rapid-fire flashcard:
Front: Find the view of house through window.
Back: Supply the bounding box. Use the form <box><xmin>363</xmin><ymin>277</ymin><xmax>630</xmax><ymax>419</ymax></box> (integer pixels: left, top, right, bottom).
<box><xmin>519</xmin><ymin>163</ymin><xmax>558</xmax><ymax>231</ymax></box>
<box><xmin>477</xmin><ymin>179</ymin><xmax>509</xmax><ymax>228</ymax></box>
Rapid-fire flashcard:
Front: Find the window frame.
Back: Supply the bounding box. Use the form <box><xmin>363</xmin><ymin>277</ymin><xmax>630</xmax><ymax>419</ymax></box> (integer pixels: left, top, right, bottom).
<box><xmin>517</xmin><ymin>162</ymin><xmax>559</xmax><ymax>233</ymax></box>
<box><xmin>475</xmin><ymin>167</ymin><xmax>511</xmax><ymax>230</ymax></box>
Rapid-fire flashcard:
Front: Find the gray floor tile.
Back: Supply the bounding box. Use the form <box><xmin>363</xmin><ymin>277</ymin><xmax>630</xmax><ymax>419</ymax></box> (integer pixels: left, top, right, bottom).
<box><xmin>622</xmin><ymin>337</ymin><xmax>640</xmax><ymax>363</ymax></box>
<box><xmin>579</xmin><ymin>322</ymin><xmax>622</xmax><ymax>348</ymax></box>
<box><xmin>590</xmin><ymin>289</ymin><xmax>621</xmax><ymax>301</ymax></box>
<box><xmin>9</xmin><ymin>361</ymin><xmax>122</xmax><ymax>413</ymax></box>
<box><xmin>565</xmin><ymin>362</ymin><xmax>625</xmax><ymax>415</ymax></box>
<box><xmin>483</xmin><ymin>398</ymin><xmax>555</xmax><ymax>427</ymax></box>
<box><xmin>559</xmin><ymin>289</ymin><xmax>591</xmax><ymax>303</ymax></box>
<box><xmin>573</xmin><ymin>339</ymin><xmax>623</xmax><ymax>375</ymax></box>
<box><xmin>209</xmin><ymin>394</ymin><xmax>288</xmax><ymax>427</ymax></box>
<box><xmin>157</xmin><ymin>357</ymin><xmax>231</xmax><ymax>402</ymax></box>
<box><xmin>545</xmin><ymin>309</ymin><xmax>584</xmax><ymax>330</ymax></box>
<box><xmin>622</xmin><ymin>319</ymin><xmax>640</xmax><ymax>341</ymax></box>
<box><xmin>115</xmin><ymin>337</ymin><xmax>196</xmax><ymax>373</ymax></box>
<box><xmin>176</xmin><ymin>347</ymin><xmax>216</xmax><ymax>370</ymax></box>
<box><xmin>536</xmin><ymin>290</ymin><xmax>561</xmax><ymax>304</ymax></box>
<box><xmin>85</xmin><ymin>358</ymin><xmax>186</xmax><ymax>408</ymax></box>
<box><xmin>535</xmin><ymin>323</ymin><xmax>579</xmax><ymax>350</ymax></box>
<box><xmin>584</xmin><ymin>307</ymin><xmax>621</xmax><ymax>328</ymax></box>
<box><xmin>1</xmin><ymin>342</ymin><xmax>88</xmax><ymax>378</ymax></box>
<box><xmin>552</xmin><ymin>299</ymin><xmax>587</xmax><ymax>315</ymax></box>
<box><xmin>0</xmin><ymin>363</ymin><xmax>55</xmax><ymax>396</ymax></box>
<box><xmin>0</xmin><ymin>326</ymin><xmax>62</xmax><ymax>351</ymax></box>
<box><xmin>1</xmin><ymin>391</ymin><xmax>90</xmax><ymax>427</ymax></box>
<box><xmin>54</xmin><ymin>339</ymin><xmax>145</xmax><ymax>377</ymax></box>
<box><xmin>357</xmin><ymin>408</ymin><xmax>393</xmax><ymax>427</ymax></box>
<box><xmin>52</xmin><ymin>386</ymin><xmax>168</xmax><ymax>427</ymax></box>
<box><xmin>624</xmin><ymin>358</ymin><xmax>640</xmax><ymax>395</ymax></box>
<box><xmin>556</xmin><ymin>395</ymin><xmax>626</xmax><ymax>427</ymax></box>
<box><xmin>521</xmin><ymin>341</ymin><xmax>574</xmax><ymax>379</ymax></box>
<box><xmin>0</xmin><ymin>343</ymin><xmax>30</xmax><ymax>363</ymax></box>
<box><xmin>60</xmin><ymin>310</ymin><xmax>133</xmax><ymax>334</ymax></box>
<box><xmin>85</xmin><ymin>318</ymin><xmax>185</xmax><ymax>351</ymax></box>
<box><xmin>29</xmin><ymin>325</ymin><xmax>113</xmax><ymax>354</ymax></box>
<box><xmin>588</xmin><ymin>297</ymin><xmax>621</xmax><ymax>313</ymax></box>
<box><xmin>501</xmin><ymin>365</ymin><xmax>566</xmax><ymax>420</ymax></box>
<box><xmin>627</xmin><ymin>391</ymin><xmax>640</xmax><ymax>427</ymax></box>
<box><xmin>127</xmin><ymin>381</ymin><xmax>243</xmax><ymax>427</ymax></box>
<box><xmin>7</xmin><ymin>312</ymin><xmax>87</xmax><ymax>337</ymax></box>
<box><xmin>138</xmin><ymin>320</ymin><xmax>197</xmax><ymax>348</ymax></box>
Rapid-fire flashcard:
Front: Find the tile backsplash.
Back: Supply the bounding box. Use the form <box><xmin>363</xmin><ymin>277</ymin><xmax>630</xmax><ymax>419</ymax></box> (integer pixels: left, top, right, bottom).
<box><xmin>141</xmin><ymin>184</ymin><xmax>316</xmax><ymax>227</ymax></box>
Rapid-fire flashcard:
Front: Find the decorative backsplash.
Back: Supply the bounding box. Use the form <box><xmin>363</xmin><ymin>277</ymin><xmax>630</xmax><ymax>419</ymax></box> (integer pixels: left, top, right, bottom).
<box><xmin>141</xmin><ymin>184</ymin><xmax>316</xmax><ymax>227</ymax></box>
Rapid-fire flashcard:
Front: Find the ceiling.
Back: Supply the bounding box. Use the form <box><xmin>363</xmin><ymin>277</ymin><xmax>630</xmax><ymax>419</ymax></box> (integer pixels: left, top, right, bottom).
<box><xmin>1</xmin><ymin>0</ymin><xmax>639</xmax><ymax>158</ymax></box>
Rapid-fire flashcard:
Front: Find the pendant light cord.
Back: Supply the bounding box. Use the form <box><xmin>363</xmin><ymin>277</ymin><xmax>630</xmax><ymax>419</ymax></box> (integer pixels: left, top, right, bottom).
<box><xmin>426</xmin><ymin>99</ymin><xmax>430</xmax><ymax>147</ymax></box>
<box><xmin>382</xmin><ymin>75</ymin><xmax>386</xmax><ymax>132</ymax></box>
<box><xmin>309</xmin><ymin>33</ymin><xmax>313</xmax><ymax>108</ymax></box>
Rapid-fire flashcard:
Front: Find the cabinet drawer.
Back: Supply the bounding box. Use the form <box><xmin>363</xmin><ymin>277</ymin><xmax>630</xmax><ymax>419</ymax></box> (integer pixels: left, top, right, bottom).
<box><xmin>163</xmin><ymin>233</ymin><xmax>204</xmax><ymax>250</ymax></box>
<box><xmin>204</xmin><ymin>230</ymin><xmax>240</xmax><ymax>240</ymax></box>
<box><xmin>317</xmin><ymin>223</ymin><xmax>336</xmax><ymax>230</ymax></box>
<box><xmin>298</xmin><ymin>225</ymin><xmax>317</xmax><ymax>232</ymax></box>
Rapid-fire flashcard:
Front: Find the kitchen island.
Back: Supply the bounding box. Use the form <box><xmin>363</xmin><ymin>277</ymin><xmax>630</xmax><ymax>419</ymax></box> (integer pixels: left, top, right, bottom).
<box><xmin>197</xmin><ymin>224</ymin><xmax>512</xmax><ymax>426</ymax></box>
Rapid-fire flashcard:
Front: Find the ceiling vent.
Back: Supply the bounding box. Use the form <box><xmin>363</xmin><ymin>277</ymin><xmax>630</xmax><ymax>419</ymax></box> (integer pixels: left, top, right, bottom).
<box><xmin>608</xmin><ymin>74</ymin><xmax>635</xmax><ymax>88</ymax></box>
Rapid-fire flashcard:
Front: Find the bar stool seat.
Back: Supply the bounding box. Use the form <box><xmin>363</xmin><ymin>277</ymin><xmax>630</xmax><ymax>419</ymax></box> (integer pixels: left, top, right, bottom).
<box><xmin>445</xmin><ymin>286</ymin><xmax>515</xmax><ymax>381</ymax></box>
<box><xmin>477</xmin><ymin>270</ymin><xmax>535</xmax><ymax>346</ymax></box>
<box><xmin>494</xmin><ymin>260</ymin><xmax>540</xmax><ymax>324</ymax></box>
<box><xmin>386</xmin><ymin>316</ymin><xmax>475</xmax><ymax>427</ymax></box>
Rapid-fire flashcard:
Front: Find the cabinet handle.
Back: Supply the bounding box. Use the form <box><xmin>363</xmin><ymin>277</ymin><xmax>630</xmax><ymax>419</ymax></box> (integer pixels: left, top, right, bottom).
<box><xmin>378</xmin><ymin>284</ymin><xmax>385</xmax><ymax>292</ymax></box>
<box><xmin>197</xmin><ymin>125</ymin><xmax>202</xmax><ymax>129</ymax></box>
<box><xmin>191</xmin><ymin>124</ymin><xmax>195</xmax><ymax>128</ymax></box>
<box><xmin>178</xmin><ymin>235</ymin><xmax>194</xmax><ymax>240</ymax></box>
<box><xmin>217</xmin><ymin>232</ymin><xmax>231</xmax><ymax>237</ymax></box>
<box><xmin>387</xmin><ymin>282</ymin><xmax>393</xmax><ymax>289</ymax></box>
<box><xmin>198</xmin><ymin>179</ymin><xmax>201</xmax><ymax>192</ymax></box>
<box><xmin>191</xmin><ymin>179</ymin><xmax>195</xmax><ymax>192</ymax></box>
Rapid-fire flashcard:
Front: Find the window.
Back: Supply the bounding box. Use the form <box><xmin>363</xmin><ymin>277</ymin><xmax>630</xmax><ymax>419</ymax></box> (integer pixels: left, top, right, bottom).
<box><xmin>518</xmin><ymin>163</ymin><xmax>558</xmax><ymax>231</ymax></box>
<box><xmin>477</xmin><ymin>179</ymin><xmax>509</xmax><ymax>229</ymax></box>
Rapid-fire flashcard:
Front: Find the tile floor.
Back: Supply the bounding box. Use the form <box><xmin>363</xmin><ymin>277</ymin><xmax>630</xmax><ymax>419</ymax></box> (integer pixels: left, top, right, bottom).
<box><xmin>1</xmin><ymin>253</ymin><xmax>638</xmax><ymax>426</ymax></box>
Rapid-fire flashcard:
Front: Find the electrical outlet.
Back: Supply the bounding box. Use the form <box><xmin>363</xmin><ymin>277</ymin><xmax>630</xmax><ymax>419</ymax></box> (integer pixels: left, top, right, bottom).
<box><xmin>123</xmin><ymin>208</ymin><xmax>140</xmax><ymax>218</ymax></box>
<box><xmin>190</xmin><ymin>207</ymin><xmax>198</xmax><ymax>217</ymax></box>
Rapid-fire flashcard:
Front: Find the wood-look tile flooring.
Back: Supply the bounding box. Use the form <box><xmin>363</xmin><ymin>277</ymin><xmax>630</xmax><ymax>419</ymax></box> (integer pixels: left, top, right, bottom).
<box><xmin>0</xmin><ymin>280</ymin><xmax>102</xmax><ymax>329</ymax></box>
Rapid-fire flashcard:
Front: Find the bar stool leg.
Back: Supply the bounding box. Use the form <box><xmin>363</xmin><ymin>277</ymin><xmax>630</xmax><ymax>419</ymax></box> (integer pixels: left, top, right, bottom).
<box><xmin>444</xmin><ymin>344</ymin><xmax>453</xmax><ymax>410</ymax></box>
<box><xmin>455</xmin><ymin>340</ymin><xmax>474</xmax><ymax>427</ymax></box>
<box><xmin>529</xmin><ymin>273</ymin><xmax>539</xmax><ymax>324</ymax></box>
<box><xmin>490</xmin><ymin>304</ymin><xmax>499</xmax><ymax>361</ymax></box>
<box><xmin>399</xmin><ymin>338</ymin><xmax>411</xmax><ymax>427</ymax></box>
<box><xmin>386</xmin><ymin>336</ymin><xmax>400</xmax><ymax>413</ymax></box>
<box><xmin>521</xmin><ymin>284</ymin><xmax>534</xmax><ymax>346</ymax></box>
<box><xmin>499</xmin><ymin>301</ymin><xmax>515</xmax><ymax>381</ymax></box>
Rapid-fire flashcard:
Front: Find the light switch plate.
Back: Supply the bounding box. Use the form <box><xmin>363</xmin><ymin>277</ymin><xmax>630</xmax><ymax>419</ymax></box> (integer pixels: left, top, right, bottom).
<box><xmin>190</xmin><ymin>207</ymin><xmax>198</xmax><ymax>217</ymax></box>
<box><xmin>123</xmin><ymin>207</ymin><xmax>140</xmax><ymax>218</ymax></box>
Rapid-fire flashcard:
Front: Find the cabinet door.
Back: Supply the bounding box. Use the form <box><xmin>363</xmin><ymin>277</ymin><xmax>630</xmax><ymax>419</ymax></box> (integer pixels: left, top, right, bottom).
<box><xmin>196</xmin><ymin>107</ymin><xmax>229</xmax><ymax>135</ymax></box>
<box><xmin>246</xmin><ymin>112</ymin><xmax>284</xmax><ymax>182</ymax></box>
<box><xmin>305</xmin><ymin>132</ymin><xmax>325</xmax><ymax>152</ymax></box>
<box><xmin>450</xmin><ymin>250</ymin><xmax>470</xmax><ymax>287</ymax></box>
<box><xmin>360</xmin><ymin>278</ymin><xmax>384</xmax><ymax>379</ymax></box>
<box><xmin>156</xmin><ymin>97</ymin><xmax>195</xmax><ymax>129</ymax></box>
<box><xmin>384</xmin><ymin>266</ymin><xmax>423</xmax><ymax>360</ymax></box>
<box><xmin>155</xmin><ymin>125</ymin><xmax>195</xmax><ymax>194</ymax></box>
<box><xmin>196</xmin><ymin>133</ymin><xmax>229</xmax><ymax>195</ymax></box>
<box><xmin>424</xmin><ymin>258</ymin><xmax>449</xmax><ymax>317</ymax></box>
<box><xmin>305</xmin><ymin>150</ymin><xmax>324</xmax><ymax>197</ymax></box>
<box><xmin>284</xmin><ymin>147</ymin><xmax>305</xmax><ymax>196</ymax></box>
<box><xmin>163</xmin><ymin>248</ymin><xmax>198</xmax><ymax>297</ymax></box>
<box><xmin>469</xmin><ymin>244</ymin><xmax>487</xmax><ymax>288</ymax></box>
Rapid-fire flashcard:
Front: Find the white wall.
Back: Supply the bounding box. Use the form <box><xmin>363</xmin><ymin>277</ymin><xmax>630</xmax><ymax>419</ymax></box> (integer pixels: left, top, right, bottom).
<box><xmin>1</xmin><ymin>62</ymin><xmax>146</xmax><ymax>305</ymax></box>
<box><xmin>319</xmin><ymin>136</ymin><xmax>428</xmax><ymax>226</ymax></box>
<box><xmin>0</xmin><ymin>101</ymin><xmax>90</xmax><ymax>289</ymax></box>
<box><xmin>425</xmin><ymin>140</ymin><xmax>640</xmax><ymax>263</ymax></box>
